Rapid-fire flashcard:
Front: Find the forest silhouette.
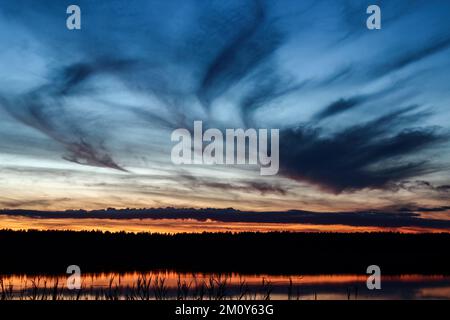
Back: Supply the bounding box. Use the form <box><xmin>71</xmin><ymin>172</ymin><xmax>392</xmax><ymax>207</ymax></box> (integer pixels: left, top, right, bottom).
<box><xmin>1</xmin><ymin>230</ymin><xmax>449</xmax><ymax>275</ymax></box>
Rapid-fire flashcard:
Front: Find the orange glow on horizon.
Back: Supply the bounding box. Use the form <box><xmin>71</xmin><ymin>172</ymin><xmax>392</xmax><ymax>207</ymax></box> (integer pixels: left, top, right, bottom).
<box><xmin>0</xmin><ymin>215</ymin><xmax>448</xmax><ymax>234</ymax></box>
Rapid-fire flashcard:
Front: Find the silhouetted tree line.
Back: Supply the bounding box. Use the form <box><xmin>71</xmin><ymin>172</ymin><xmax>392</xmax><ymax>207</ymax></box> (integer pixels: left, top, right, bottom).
<box><xmin>0</xmin><ymin>230</ymin><xmax>449</xmax><ymax>274</ymax></box>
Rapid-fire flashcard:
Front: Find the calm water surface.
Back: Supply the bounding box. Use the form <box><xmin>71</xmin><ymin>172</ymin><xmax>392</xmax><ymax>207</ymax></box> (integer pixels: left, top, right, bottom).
<box><xmin>1</xmin><ymin>272</ymin><xmax>449</xmax><ymax>300</ymax></box>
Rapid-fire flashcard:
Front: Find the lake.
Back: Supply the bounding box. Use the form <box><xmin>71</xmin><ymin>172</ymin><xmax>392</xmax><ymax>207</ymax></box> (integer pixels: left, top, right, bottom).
<box><xmin>1</xmin><ymin>271</ymin><xmax>449</xmax><ymax>300</ymax></box>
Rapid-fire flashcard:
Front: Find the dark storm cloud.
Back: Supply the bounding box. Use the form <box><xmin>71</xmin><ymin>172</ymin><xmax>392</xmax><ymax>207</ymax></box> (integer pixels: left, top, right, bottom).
<box><xmin>279</xmin><ymin>107</ymin><xmax>447</xmax><ymax>193</ymax></box>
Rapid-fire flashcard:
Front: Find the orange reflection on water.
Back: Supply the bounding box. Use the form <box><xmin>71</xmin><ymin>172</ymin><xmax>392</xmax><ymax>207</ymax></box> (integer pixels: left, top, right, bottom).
<box><xmin>1</xmin><ymin>272</ymin><xmax>450</xmax><ymax>300</ymax></box>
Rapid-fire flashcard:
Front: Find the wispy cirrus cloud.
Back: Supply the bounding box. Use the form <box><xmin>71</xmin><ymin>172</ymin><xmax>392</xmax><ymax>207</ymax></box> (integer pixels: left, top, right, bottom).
<box><xmin>280</xmin><ymin>106</ymin><xmax>448</xmax><ymax>193</ymax></box>
<box><xmin>0</xmin><ymin>57</ymin><xmax>136</xmax><ymax>171</ymax></box>
<box><xmin>0</xmin><ymin>0</ymin><xmax>449</xmax><ymax>213</ymax></box>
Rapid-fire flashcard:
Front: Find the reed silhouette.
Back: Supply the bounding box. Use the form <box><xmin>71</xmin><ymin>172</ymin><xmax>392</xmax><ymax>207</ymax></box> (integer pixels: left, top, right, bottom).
<box><xmin>0</xmin><ymin>274</ymin><xmax>289</xmax><ymax>300</ymax></box>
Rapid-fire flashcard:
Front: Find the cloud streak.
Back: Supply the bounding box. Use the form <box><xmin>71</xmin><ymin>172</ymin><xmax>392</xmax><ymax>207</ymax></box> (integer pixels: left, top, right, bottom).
<box><xmin>280</xmin><ymin>106</ymin><xmax>447</xmax><ymax>193</ymax></box>
<box><xmin>0</xmin><ymin>57</ymin><xmax>136</xmax><ymax>171</ymax></box>
<box><xmin>0</xmin><ymin>0</ymin><xmax>449</xmax><ymax>212</ymax></box>
<box><xmin>1</xmin><ymin>207</ymin><xmax>449</xmax><ymax>230</ymax></box>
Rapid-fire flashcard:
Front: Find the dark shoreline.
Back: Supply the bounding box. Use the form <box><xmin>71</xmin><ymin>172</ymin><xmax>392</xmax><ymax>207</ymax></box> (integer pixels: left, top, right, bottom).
<box><xmin>1</xmin><ymin>230</ymin><xmax>449</xmax><ymax>275</ymax></box>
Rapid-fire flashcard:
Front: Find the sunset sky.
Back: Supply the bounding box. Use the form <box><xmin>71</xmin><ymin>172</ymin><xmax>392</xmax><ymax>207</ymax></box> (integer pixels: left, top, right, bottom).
<box><xmin>0</xmin><ymin>0</ymin><xmax>449</xmax><ymax>233</ymax></box>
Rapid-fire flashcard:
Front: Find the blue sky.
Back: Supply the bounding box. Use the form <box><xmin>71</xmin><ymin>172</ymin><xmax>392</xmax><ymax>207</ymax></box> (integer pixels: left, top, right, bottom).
<box><xmin>0</xmin><ymin>0</ymin><xmax>449</xmax><ymax>219</ymax></box>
